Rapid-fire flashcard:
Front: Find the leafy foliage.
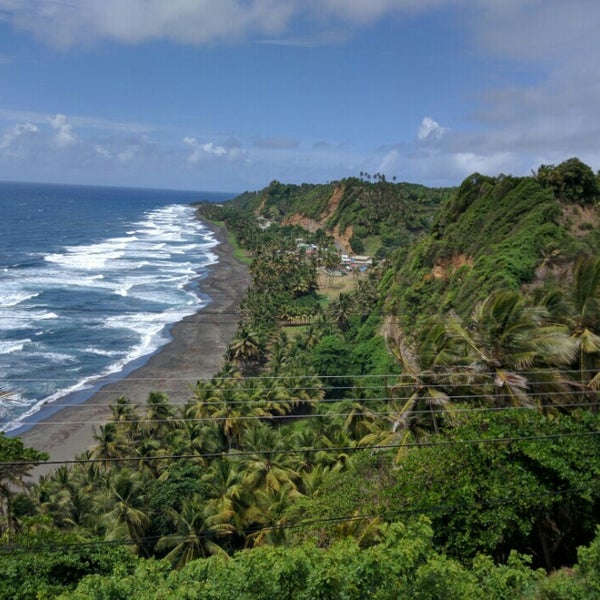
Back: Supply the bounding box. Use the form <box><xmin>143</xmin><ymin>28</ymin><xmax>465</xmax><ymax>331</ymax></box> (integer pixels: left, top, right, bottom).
<box><xmin>5</xmin><ymin>161</ymin><xmax>600</xmax><ymax>597</ymax></box>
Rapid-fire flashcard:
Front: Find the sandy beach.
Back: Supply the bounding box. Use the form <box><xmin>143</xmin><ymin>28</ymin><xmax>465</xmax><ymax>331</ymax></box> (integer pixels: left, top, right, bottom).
<box><xmin>20</xmin><ymin>219</ymin><xmax>249</xmax><ymax>474</ymax></box>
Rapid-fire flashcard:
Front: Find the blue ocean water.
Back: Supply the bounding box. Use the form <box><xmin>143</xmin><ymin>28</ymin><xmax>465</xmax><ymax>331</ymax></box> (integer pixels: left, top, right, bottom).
<box><xmin>0</xmin><ymin>181</ymin><xmax>234</xmax><ymax>432</ymax></box>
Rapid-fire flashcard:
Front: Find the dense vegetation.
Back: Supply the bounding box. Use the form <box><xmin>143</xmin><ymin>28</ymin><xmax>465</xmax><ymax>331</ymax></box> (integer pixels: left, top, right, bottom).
<box><xmin>2</xmin><ymin>159</ymin><xmax>600</xmax><ymax>598</ymax></box>
<box><xmin>224</xmin><ymin>174</ymin><xmax>452</xmax><ymax>258</ymax></box>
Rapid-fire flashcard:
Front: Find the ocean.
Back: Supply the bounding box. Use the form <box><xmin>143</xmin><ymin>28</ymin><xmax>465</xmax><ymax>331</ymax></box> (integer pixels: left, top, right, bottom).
<box><xmin>0</xmin><ymin>181</ymin><xmax>234</xmax><ymax>434</ymax></box>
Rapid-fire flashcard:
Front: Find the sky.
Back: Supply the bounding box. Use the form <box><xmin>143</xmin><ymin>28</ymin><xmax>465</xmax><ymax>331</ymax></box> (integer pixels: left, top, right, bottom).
<box><xmin>0</xmin><ymin>0</ymin><xmax>598</xmax><ymax>193</ymax></box>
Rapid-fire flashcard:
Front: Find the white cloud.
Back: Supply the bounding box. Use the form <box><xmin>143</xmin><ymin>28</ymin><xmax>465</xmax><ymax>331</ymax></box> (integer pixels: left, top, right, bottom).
<box><xmin>95</xmin><ymin>144</ymin><xmax>111</xmax><ymax>158</ymax></box>
<box><xmin>0</xmin><ymin>108</ymin><xmax>153</xmax><ymax>134</ymax></box>
<box><xmin>0</xmin><ymin>0</ymin><xmax>296</xmax><ymax>47</ymax></box>
<box><xmin>0</xmin><ymin>0</ymin><xmax>457</xmax><ymax>47</ymax></box>
<box><xmin>451</xmin><ymin>151</ymin><xmax>515</xmax><ymax>177</ymax></box>
<box><xmin>418</xmin><ymin>117</ymin><xmax>446</xmax><ymax>141</ymax></box>
<box><xmin>184</xmin><ymin>136</ymin><xmax>246</xmax><ymax>163</ymax></box>
<box><xmin>48</xmin><ymin>113</ymin><xmax>76</xmax><ymax>148</ymax></box>
<box><xmin>0</xmin><ymin>122</ymin><xmax>39</xmax><ymax>156</ymax></box>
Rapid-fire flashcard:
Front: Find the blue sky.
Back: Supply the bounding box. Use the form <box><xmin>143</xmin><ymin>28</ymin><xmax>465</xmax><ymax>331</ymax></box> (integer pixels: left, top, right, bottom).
<box><xmin>0</xmin><ymin>1</ymin><xmax>598</xmax><ymax>193</ymax></box>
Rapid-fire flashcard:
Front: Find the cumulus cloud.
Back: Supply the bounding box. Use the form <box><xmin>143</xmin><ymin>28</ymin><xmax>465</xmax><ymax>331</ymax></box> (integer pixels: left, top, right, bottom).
<box><xmin>0</xmin><ymin>122</ymin><xmax>39</xmax><ymax>156</ymax></box>
<box><xmin>417</xmin><ymin>117</ymin><xmax>446</xmax><ymax>141</ymax></box>
<box><xmin>95</xmin><ymin>144</ymin><xmax>111</xmax><ymax>158</ymax></box>
<box><xmin>184</xmin><ymin>136</ymin><xmax>246</xmax><ymax>163</ymax></box>
<box><xmin>184</xmin><ymin>137</ymin><xmax>226</xmax><ymax>162</ymax></box>
<box><xmin>48</xmin><ymin>113</ymin><xmax>76</xmax><ymax>147</ymax></box>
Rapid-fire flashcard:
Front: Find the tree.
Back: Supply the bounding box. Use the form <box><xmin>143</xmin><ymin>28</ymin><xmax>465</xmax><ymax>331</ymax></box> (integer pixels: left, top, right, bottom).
<box><xmin>90</xmin><ymin>422</ymin><xmax>129</xmax><ymax>469</ymax></box>
<box><xmin>570</xmin><ymin>255</ymin><xmax>600</xmax><ymax>386</ymax></box>
<box><xmin>228</xmin><ymin>324</ymin><xmax>264</xmax><ymax>374</ymax></box>
<box><xmin>444</xmin><ymin>291</ymin><xmax>577</xmax><ymax>412</ymax></box>
<box><xmin>0</xmin><ymin>433</ymin><xmax>47</xmax><ymax>538</ymax></box>
<box><xmin>156</xmin><ymin>497</ymin><xmax>232</xmax><ymax>568</ymax></box>
<box><xmin>536</xmin><ymin>157</ymin><xmax>600</xmax><ymax>204</ymax></box>
<box><xmin>389</xmin><ymin>409</ymin><xmax>600</xmax><ymax>570</ymax></box>
<box><xmin>98</xmin><ymin>469</ymin><xmax>151</xmax><ymax>555</ymax></box>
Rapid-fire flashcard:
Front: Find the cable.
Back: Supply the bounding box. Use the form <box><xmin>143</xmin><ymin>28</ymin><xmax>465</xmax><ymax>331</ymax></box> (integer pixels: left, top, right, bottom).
<box><xmin>4</xmin><ymin>399</ymin><xmax>600</xmax><ymax>428</ymax></box>
<box><xmin>3</xmin><ymin>367</ymin><xmax>599</xmax><ymax>383</ymax></box>
<box><xmin>2</xmin><ymin>430</ymin><xmax>599</xmax><ymax>468</ymax></box>
<box><xmin>2</xmin><ymin>385</ymin><xmax>598</xmax><ymax>416</ymax></box>
<box><xmin>0</xmin><ymin>485</ymin><xmax>591</xmax><ymax>554</ymax></box>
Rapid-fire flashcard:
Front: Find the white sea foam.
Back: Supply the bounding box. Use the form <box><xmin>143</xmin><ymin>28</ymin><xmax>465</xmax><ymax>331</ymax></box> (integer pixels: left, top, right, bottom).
<box><xmin>82</xmin><ymin>346</ymin><xmax>122</xmax><ymax>357</ymax></box>
<box><xmin>0</xmin><ymin>339</ymin><xmax>31</xmax><ymax>354</ymax></box>
<box><xmin>35</xmin><ymin>351</ymin><xmax>76</xmax><ymax>364</ymax></box>
<box><xmin>1</xmin><ymin>201</ymin><xmax>220</xmax><ymax>432</ymax></box>
<box><xmin>0</xmin><ymin>291</ymin><xmax>39</xmax><ymax>307</ymax></box>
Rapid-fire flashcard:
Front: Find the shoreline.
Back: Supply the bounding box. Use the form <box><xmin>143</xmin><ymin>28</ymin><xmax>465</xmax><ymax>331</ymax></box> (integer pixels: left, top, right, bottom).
<box><xmin>20</xmin><ymin>220</ymin><xmax>249</xmax><ymax>474</ymax></box>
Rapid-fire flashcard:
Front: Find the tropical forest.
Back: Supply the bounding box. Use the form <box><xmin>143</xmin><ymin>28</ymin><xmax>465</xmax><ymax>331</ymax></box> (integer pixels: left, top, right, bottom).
<box><xmin>2</xmin><ymin>157</ymin><xmax>600</xmax><ymax>599</ymax></box>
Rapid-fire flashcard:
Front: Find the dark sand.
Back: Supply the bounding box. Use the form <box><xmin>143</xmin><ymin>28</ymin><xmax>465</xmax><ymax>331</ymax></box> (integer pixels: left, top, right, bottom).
<box><xmin>20</xmin><ymin>221</ymin><xmax>249</xmax><ymax>474</ymax></box>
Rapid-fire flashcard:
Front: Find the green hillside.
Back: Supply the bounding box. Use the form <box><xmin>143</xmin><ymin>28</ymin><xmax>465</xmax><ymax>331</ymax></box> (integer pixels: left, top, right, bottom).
<box><xmin>3</xmin><ymin>159</ymin><xmax>600</xmax><ymax>598</ymax></box>
<box><xmin>388</xmin><ymin>162</ymin><xmax>600</xmax><ymax>329</ymax></box>
<box><xmin>226</xmin><ymin>175</ymin><xmax>452</xmax><ymax>257</ymax></box>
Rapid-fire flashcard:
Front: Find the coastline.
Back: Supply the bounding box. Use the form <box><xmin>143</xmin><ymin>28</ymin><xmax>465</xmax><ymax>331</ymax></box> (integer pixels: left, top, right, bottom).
<box><xmin>20</xmin><ymin>219</ymin><xmax>249</xmax><ymax>474</ymax></box>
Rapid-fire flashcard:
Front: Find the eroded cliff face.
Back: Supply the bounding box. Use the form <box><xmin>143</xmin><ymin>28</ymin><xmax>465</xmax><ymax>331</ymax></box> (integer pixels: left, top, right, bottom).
<box><xmin>281</xmin><ymin>184</ymin><xmax>354</xmax><ymax>252</ymax></box>
<box><xmin>559</xmin><ymin>202</ymin><xmax>600</xmax><ymax>237</ymax></box>
<box><xmin>427</xmin><ymin>254</ymin><xmax>474</xmax><ymax>281</ymax></box>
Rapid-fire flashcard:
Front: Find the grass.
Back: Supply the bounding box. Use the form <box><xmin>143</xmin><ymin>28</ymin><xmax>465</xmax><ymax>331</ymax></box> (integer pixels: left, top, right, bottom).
<box><xmin>317</xmin><ymin>270</ymin><xmax>360</xmax><ymax>301</ymax></box>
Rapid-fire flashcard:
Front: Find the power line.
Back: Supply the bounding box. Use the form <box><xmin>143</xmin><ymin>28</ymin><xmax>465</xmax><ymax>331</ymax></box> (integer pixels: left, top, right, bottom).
<box><xmin>2</xmin><ymin>430</ymin><xmax>599</xmax><ymax>468</ymax></box>
<box><xmin>2</xmin><ymin>383</ymin><xmax>597</xmax><ymax>415</ymax></box>
<box><xmin>4</xmin><ymin>400</ymin><xmax>600</xmax><ymax>429</ymax></box>
<box><xmin>3</xmin><ymin>367</ymin><xmax>598</xmax><ymax>383</ymax></box>
<box><xmin>0</xmin><ymin>485</ymin><xmax>591</xmax><ymax>554</ymax></box>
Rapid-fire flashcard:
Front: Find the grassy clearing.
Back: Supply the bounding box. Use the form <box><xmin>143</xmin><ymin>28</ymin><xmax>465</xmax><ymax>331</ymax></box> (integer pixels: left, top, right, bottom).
<box><xmin>317</xmin><ymin>271</ymin><xmax>359</xmax><ymax>301</ymax></box>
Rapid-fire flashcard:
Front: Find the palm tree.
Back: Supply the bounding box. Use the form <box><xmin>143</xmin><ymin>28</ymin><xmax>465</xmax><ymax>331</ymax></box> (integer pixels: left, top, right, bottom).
<box><xmin>333</xmin><ymin>513</ymin><xmax>382</xmax><ymax>548</ymax></box>
<box><xmin>99</xmin><ymin>469</ymin><xmax>151</xmax><ymax>554</ymax></box>
<box><xmin>445</xmin><ymin>290</ymin><xmax>577</xmax><ymax>412</ymax></box>
<box><xmin>37</xmin><ymin>466</ymin><xmax>95</xmax><ymax>530</ymax></box>
<box><xmin>267</xmin><ymin>331</ymin><xmax>292</xmax><ymax>374</ymax></box>
<box><xmin>209</xmin><ymin>381</ymin><xmax>268</xmax><ymax>451</ymax></box>
<box><xmin>110</xmin><ymin>395</ymin><xmax>140</xmax><ymax>424</ymax></box>
<box><xmin>156</xmin><ymin>498</ymin><xmax>232</xmax><ymax>568</ymax></box>
<box><xmin>90</xmin><ymin>422</ymin><xmax>129</xmax><ymax>470</ymax></box>
<box><xmin>238</xmin><ymin>425</ymin><xmax>300</xmax><ymax>493</ymax></box>
<box><xmin>570</xmin><ymin>255</ymin><xmax>600</xmax><ymax>385</ymax></box>
<box><xmin>249</xmin><ymin>375</ymin><xmax>291</xmax><ymax>417</ymax></box>
<box><xmin>228</xmin><ymin>325</ymin><xmax>264</xmax><ymax>373</ymax></box>
<box><xmin>330</xmin><ymin>292</ymin><xmax>354</xmax><ymax>332</ymax></box>
<box><xmin>388</xmin><ymin>332</ymin><xmax>454</xmax><ymax>435</ymax></box>
<box><xmin>244</xmin><ymin>482</ymin><xmax>303</xmax><ymax>547</ymax></box>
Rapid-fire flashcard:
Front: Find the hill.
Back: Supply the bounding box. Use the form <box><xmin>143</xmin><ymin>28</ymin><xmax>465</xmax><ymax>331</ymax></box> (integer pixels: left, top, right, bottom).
<box><xmin>226</xmin><ymin>175</ymin><xmax>453</xmax><ymax>257</ymax></box>
<box><xmin>387</xmin><ymin>159</ymin><xmax>600</xmax><ymax>329</ymax></box>
<box><xmin>3</xmin><ymin>158</ymin><xmax>600</xmax><ymax>598</ymax></box>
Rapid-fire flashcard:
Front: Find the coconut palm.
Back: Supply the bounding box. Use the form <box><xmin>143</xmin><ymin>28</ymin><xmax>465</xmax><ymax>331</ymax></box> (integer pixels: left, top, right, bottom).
<box><xmin>90</xmin><ymin>422</ymin><xmax>129</xmax><ymax>469</ymax></box>
<box><xmin>248</xmin><ymin>375</ymin><xmax>291</xmax><ymax>417</ymax></box>
<box><xmin>141</xmin><ymin>391</ymin><xmax>175</xmax><ymax>438</ymax></box>
<box><xmin>238</xmin><ymin>424</ymin><xmax>300</xmax><ymax>493</ymax></box>
<box><xmin>228</xmin><ymin>324</ymin><xmax>264</xmax><ymax>373</ymax></box>
<box><xmin>156</xmin><ymin>497</ymin><xmax>232</xmax><ymax>568</ymax></box>
<box><xmin>570</xmin><ymin>255</ymin><xmax>600</xmax><ymax>386</ymax></box>
<box><xmin>329</xmin><ymin>292</ymin><xmax>354</xmax><ymax>332</ymax></box>
<box><xmin>244</xmin><ymin>482</ymin><xmax>303</xmax><ymax>547</ymax></box>
<box><xmin>37</xmin><ymin>466</ymin><xmax>95</xmax><ymax>530</ymax></box>
<box><xmin>210</xmin><ymin>383</ymin><xmax>268</xmax><ymax>451</ymax></box>
<box><xmin>99</xmin><ymin>469</ymin><xmax>151</xmax><ymax>554</ymax></box>
<box><xmin>445</xmin><ymin>290</ymin><xmax>577</xmax><ymax>412</ymax></box>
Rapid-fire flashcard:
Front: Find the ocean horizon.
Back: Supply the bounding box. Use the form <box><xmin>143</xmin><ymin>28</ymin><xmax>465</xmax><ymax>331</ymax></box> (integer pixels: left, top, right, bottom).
<box><xmin>0</xmin><ymin>181</ymin><xmax>234</xmax><ymax>434</ymax></box>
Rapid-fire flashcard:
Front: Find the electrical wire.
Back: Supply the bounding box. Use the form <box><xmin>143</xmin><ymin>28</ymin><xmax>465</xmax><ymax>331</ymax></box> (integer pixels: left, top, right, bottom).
<box><xmin>0</xmin><ymin>485</ymin><xmax>592</xmax><ymax>554</ymax></box>
<box><xmin>2</xmin><ymin>430</ymin><xmax>599</xmax><ymax>468</ymax></box>
<box><xmin>4</xmin><ymin>399</ymin><xmax>600</xmax><ymax>429</ymax></box>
